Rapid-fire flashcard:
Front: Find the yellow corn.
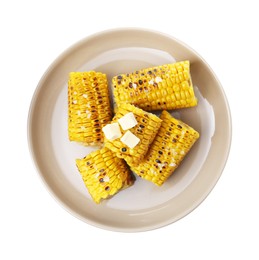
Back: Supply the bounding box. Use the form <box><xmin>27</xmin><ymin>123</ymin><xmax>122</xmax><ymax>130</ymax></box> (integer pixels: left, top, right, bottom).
<box><xmin>130</xmin><ymin>110</ymin><xmax>199</xmax><ymax>186</ymax></box>
<box><xmin>104</xmin><ymin>103</ymin><xmax>162</xmax><ymax>166</ymax></box>
<box><xmin>76</xmin><ymin>147</ymin><xmax>135</xmax><ymax>204</ymax></box>
<box><xmin>112</xmin><ymin>61</ymin><xmax>197</xmax><ymax>111</ymax></box>
<box><xmin>68</xmin><ymin>71</ymin><xmax>112</xmax><ymax>145</ymax></box>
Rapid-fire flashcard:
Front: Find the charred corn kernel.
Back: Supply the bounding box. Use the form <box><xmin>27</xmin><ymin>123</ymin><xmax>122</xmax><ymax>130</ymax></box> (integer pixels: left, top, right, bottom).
<box><xmin>104</xmin><ymin>103</ymin><xmax>162</xmax><ymax>166</ymax></box>
<box><xmin>131</xmin><ymin>110</ymin><xmax>199</xmax><ymax>186</ymax></box>
<box><xmin>68</xmin><ymin>71</ymin><xmax>112</xmax><ymax>145</ymax></box>
<box><xmin>76</xmin><ymin>147</ymin><xmax>135</xmax><ymax>204</ymax></box>
<box><xmin>112</xmin><ymin>61</ymin><xmax>197</xmax><ymax>111</ymax></box>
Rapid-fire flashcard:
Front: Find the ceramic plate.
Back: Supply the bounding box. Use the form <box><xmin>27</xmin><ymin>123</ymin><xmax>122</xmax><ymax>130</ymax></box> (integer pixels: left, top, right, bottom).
<box><xmin>28</xmin><ymin>28</ymin><xmax>231</xmax><ymax>232</ymax></box>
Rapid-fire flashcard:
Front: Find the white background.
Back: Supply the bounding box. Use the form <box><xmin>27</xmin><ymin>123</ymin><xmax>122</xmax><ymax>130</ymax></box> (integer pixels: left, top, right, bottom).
<box><xmin>1</xmin><ymin>0</ymin><xmax>258</xmax><ymax>259</ymax></box>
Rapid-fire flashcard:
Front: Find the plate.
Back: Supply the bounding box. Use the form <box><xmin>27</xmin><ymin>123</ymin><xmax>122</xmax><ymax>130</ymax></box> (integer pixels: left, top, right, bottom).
<box><xmin>28</xmin><ymin>28</ymin><xmax>231</xmax><ymax>232</ymax></box>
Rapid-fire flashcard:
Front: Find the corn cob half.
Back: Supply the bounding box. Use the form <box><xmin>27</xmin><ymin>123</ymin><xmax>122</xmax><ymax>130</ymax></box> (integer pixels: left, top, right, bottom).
<box><xmin>104</xmin><ymin>103</ymin><xmax>162</xmax><ymax>166</ymax></box>
<box><xmin>68</xmin><ymin>71</ymin><xmax>112</xmax><ymax>145</ymax></box>
<box><xmin>76</xmin><ymin>147</ymin><xmax>135</xmax><ymax>204</ymax></box>
<box><xmin>112</xmin><ymin>61</ymin><xmax>197</xmax><ymax>111</ymax></box>
<box><xmin>131</xmin><ymin>111</ymin><xmax>199</xmax><ymax>186</ymax></box>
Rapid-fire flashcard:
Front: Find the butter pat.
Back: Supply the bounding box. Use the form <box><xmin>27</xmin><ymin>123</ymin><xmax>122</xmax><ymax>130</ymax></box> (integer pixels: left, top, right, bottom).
<box><xmin>120</xmin><ymin>130</ymin><xmax>140</xmax><ymax>149</ymax></box>
<box><xmin>102</xmin><ymin>123</ymin><xmax>122</xmax><ymax>140</ymax></box>
<box><xmin>118</xmin><ymin>112</ymin><xmax>138</xmax><ymax>130</ymax></box>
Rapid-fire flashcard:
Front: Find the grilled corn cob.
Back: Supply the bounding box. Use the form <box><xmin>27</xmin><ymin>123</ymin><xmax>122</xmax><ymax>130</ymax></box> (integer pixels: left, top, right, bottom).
<box><xmin>76</xmin><ymin>147</ymin><xmax>135</xmax><ymax>204</ymax></box>
<box><xmin>112</xmin><ymin>61</ymin><xmax>197</xmax><ymax>111</ymax></box>
<box><xmin>68</xmin><ymin>71</ymin><xmax>112</xmax><ymax>145</ymax></box>
<box><xmin>131</xmin><ymin>110</ymin><xmax>199</xmax><ymax>186</ymax></box>
<box><xmin>104</xmin><ymin>103</ymin><xmax>162</xmax><ymax>166</ymax></box>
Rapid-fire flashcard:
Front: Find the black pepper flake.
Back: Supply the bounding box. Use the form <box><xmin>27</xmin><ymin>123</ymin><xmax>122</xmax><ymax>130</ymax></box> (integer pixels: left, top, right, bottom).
<box><xmin>138</xmin><ymin>80</ymin><xmax>143</xmax><ymax>85</ymax></box>
<box><xmin>129</xmin><ymin>82</ymin><xmax>133</xmax><ymax>88</ymax></box>
<box><xmin>154</xmin><ymin>69</ymin><xmax>157</xmax><ymax>72</ymax></box>
<box><xmin>86</xmin><ymin>161</ymin><xmax>90</xmax><ymax>166</ymax></box>
<box><xmin>156</xmin><ymin>159</ymin><xmax>161</xmax><ymax>163</ymax></box>
<box><xmin>141</xmin><ymin>73</ymin><xmax>144</xmax><ymax>76</ymax></box>
<box><xmin>158</xmin><ymin>102</ymin><xmax>161</xmax><ymax>105</ymax></box>
<box><xmin>139</xmin><ymin>124</ymin><xmax>145</xmax><ymax>128</ymax></box>
<box><xmin>121</xmin><ymin>147</ymin><xmax>127</xmax><ymax>152</ymax></box>
<box><xmin>148</xmin><ymin>70</ymin><xmax>152</xmax><ymax>75</ymax></box>
<box><xmin>117</xmin><ymin>75</ymin><xmax>122</xmax><ymax>80</ymax></box>
<box><xmin>99</xmin><ymin>178</ymin><xmax>104</xmax><ymax>183</ymax></box>
<box><xmin>177</xmin><ymin>124</ymin><xmax>182</xmax><ymax>129</ymax></box>
<box><xmin>118</xmin><ymin>81</ymin><xmax>121</xmax><ymax>85</ymax></box>
<box><xmin>105</xmin><ymin>186</ymin><xmax>110</xmax><ymax>191</ymax></box>
<box><xmin>153</xmin><ymin>82</ymin><xmax>158</xmax><ymax>87</ymax></box>
<box><xmin>173</xmin><ymin>138</ymin><xmax>177</xmax><ymax>143</ymax></box>
<box><xmin>136</xmin><ymin>71</ymin><xmax>139</xmax><ymax>74</ymax></box>
<box><xmin>158</xmin><ymin>151</ymin><xmax>163</xmax><ymax>155</ymax></box>
<box><xmin>139</xmin><ymin>87</ymin><xmax>143</xmax><ymax>91</ymax></box>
